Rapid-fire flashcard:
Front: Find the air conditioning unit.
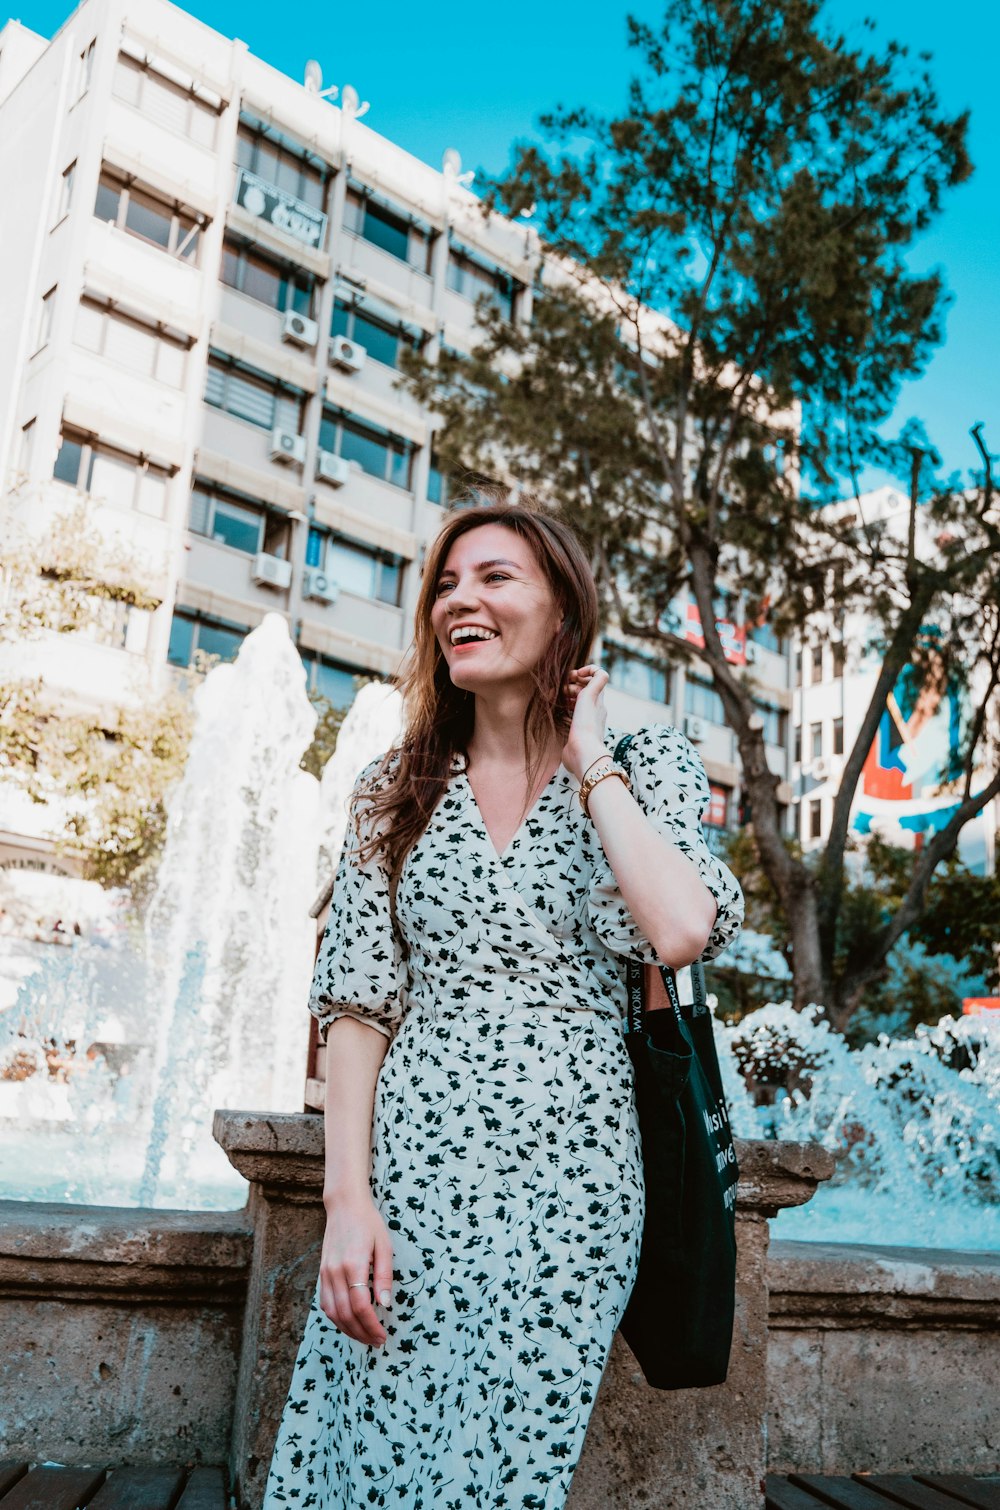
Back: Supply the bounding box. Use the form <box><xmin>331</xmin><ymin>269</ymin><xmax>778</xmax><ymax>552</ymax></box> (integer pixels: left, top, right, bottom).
<box><xmin>251</xmin><ymin>552</ymin><xmax>292</xmax><ymax>590</ymax></box>
<box><xmin>811</xmin><ymin>756</ymin><xmax>830</xmax><ymax>780</ymax></box>
<box><xmin>281</xmin><ymin>309</ymin><xmax>319</xmax><ymax>348</ymax></box>
<box><xmin>745</xmin><ymin>640</ymin><xmax>759</xmax><ymax>664</ymax></box>
<box><xmin>329</xmin><ymin>335</ymin><xmax>367</xmax><ymax>373</ymax></box>
<box><xmin>316</xmin><ymin>450</ymin><xmax>350</xmax><ymax>487</ymax></box>
<box><xmin>302</xmin><ymin>567</ymin><xmax>339</xmax><ymax>605</ymax></box>
<box><xmin>684</xmin><ymin>715</ymin><xmax>706</xmax><ymax>743</ymax></box>
<box><xmin>270</xmin><ymin>428</ymin><xmax>306</xmax><ymax>465</ymax></box>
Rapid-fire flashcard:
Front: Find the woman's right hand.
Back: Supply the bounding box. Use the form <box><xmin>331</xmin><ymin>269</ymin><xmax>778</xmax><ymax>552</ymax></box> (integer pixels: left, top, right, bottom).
<box><xmin>319</xmin><ymin>1190</ymin><xmax>394</xmax><ymax>1348</ymax></box>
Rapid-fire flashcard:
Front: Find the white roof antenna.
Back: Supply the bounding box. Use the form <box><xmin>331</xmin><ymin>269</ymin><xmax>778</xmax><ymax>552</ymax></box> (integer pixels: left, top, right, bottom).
<box><xmin>303</xmin><ymin>60</ymin><xmax>339</xmax><ymax>100</ymax></box>
<box><xmin>341</xmin><ymin>84</ymin><xmax>370</xmax><ymax>120</ymax></box>
<box><xmin>442</xmin><ymin>148</ymin><xmax>475</xmax><ymax>189</ymax></box>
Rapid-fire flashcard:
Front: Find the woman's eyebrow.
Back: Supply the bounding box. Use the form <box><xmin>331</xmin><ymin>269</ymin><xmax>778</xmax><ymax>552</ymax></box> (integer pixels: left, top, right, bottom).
<box><xmin>437</xmin><ymin>557</ymin><xmax>522</xmax><ymax>578</ymax></box>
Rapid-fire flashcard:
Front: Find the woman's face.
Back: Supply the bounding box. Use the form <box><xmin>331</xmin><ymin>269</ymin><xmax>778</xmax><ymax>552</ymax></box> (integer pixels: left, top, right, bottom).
<box><xmin>430</xmin><ymin>523</ymin><xmax>563</xmax><ymax>696</ymax></box>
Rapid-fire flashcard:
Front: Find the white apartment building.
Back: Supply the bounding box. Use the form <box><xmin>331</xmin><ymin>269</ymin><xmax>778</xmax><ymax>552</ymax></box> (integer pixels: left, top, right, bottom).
<box><xmin>0</xmin><ymin>0</ymin><xmax>794</xmax><ymax>874</ymax></box>
<box><xmin>793</xmin><ymin>486</ymin><xmax>997</xmax><ymax>876</ymax></box>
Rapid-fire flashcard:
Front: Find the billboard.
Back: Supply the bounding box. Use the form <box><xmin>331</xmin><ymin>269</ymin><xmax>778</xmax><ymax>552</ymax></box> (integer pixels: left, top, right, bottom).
<box><xmin>853</xmin><ymin>648</ymin><xmax>967</xmax><ymax>851</ymax></box>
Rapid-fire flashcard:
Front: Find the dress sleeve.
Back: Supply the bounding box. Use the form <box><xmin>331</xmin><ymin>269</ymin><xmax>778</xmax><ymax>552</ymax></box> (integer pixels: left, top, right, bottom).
<box><xmin>308</xmin><ymin>762</ymin><xmax>406</xmax><ymax>1045</ymax></box>
<box><xmin>587</xmin><ymin>723</ymin><xmax>745</xmax><ymax>963</ymax></box>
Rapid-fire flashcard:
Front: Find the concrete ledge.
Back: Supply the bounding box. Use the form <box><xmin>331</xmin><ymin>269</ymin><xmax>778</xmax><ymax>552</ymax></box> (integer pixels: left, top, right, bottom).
<box><xmin>0</xmin><ymin>1201</ymin><xmax>252</xmax><ymax>1303</ymax></box>
<box><xmin>770</xmin><ymin>1239</ymin><xmax>1000</xmax><ymax>1330</ymax></box>
<box><xmin>0</xmin><ymin>1202</ymin><xmax>252</xmax><ymax>1465</ymax></box>
<box><xmin>767</xmin><ymin>1238</ymin><xmax>1000</xmax><ymax>1474</ymax></box>
<box><xmin>212</xmin><ymin>1109</ymin><xmax>837</xmax><ymax>1214</ymax></box>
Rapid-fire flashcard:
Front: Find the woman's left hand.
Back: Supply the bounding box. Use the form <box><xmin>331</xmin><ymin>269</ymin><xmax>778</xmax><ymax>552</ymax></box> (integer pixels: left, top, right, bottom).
<box><xmin>562</xmin><ymin>665</ymin><xmax>611</xmax><ymax>782</ymax></box>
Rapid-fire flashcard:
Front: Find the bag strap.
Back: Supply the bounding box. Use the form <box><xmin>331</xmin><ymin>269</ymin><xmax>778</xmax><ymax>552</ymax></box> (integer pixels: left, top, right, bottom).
<box><xmin>610</xmin><ymin>733</ymin><xmax>703</xmax><ymax>1038</ymax></box>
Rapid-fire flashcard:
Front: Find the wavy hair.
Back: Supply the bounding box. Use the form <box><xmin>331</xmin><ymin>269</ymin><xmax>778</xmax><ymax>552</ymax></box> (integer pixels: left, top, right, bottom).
<box><xmin>351</xmin><ymin>488</ymin><xmax>599</xmax><ymax>884</ymax></box>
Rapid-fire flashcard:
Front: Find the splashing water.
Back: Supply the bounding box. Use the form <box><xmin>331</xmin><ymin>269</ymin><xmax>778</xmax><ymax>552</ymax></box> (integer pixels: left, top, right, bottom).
<box><xmin>716</xmin><ymin>1001</ymin><xmax>1000</xmax><ymax>1249</ymax></box>
<box><xmin>0</xmin><ymin>614</ymin><xmax>403</xmax><ymax>1208</ymax></box>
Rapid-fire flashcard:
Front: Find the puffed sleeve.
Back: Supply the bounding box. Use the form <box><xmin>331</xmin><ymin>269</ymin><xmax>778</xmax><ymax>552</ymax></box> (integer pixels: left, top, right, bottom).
<box><xmin>587</xmin><ymin>723</ymin><xmax>745</xmax><ymax>963</ymax></box>
<box><xmin>308</xmin><ymin>762</ymin><xmax>407</xmax><ymax>1044</ymax></box>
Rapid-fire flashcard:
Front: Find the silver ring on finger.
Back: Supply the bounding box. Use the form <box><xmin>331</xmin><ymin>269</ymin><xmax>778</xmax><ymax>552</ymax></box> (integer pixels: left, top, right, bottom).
<box><xmin>348</xmin><ymin>1282</ymin><xmax>368</xmax><ymax>1289</ymax></box>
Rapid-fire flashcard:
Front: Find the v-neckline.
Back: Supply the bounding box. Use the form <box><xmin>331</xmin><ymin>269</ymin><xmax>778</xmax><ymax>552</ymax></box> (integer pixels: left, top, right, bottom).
<box><xmin>461</xmin><ymin>762</ymin><xmax>567</xmax><ymax>863</ymax></box>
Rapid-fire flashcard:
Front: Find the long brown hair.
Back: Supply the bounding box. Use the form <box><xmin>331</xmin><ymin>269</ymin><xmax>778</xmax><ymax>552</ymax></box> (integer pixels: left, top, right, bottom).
<box><xmin>351</xmin><ymin>488</ymin><xmax>599</xmax><ymax>882</ymax></box>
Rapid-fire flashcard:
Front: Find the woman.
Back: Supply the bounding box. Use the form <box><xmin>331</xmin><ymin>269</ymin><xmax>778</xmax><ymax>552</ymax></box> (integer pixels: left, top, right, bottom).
<box><xmin>265</xmin><ymin>497</ymin><xmax>743</xmax><ymax>1509</ymax></box>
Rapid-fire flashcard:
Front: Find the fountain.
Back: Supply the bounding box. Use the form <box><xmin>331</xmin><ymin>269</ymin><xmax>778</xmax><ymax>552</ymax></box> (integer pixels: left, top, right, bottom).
<box><xmin>0</xmin><ymin>612</ymin><xmax>996</xmax><ymax>1247</ymax></box>
<box><xmin>0</xmin><ymin>613</ymin><xmax>403</xmax><ymax>1208</ymax></box>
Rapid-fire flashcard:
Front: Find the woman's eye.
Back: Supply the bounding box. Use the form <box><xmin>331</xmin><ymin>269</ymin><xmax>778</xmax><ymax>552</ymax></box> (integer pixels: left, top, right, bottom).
<box><xmin>435</xmin><ymin>581</ymin><xmax>455</xmax><ymax>595</ymax></box>
<box><xmin>485</xmin><ymin>572</ymin><xmax>509</xmax><ymax>583</ymax></box>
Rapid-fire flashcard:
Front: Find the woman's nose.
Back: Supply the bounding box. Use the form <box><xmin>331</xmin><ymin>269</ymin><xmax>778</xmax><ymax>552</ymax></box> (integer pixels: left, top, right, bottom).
<box><xmin>446</xmin><ymin>579</ymin><xmax>481</xmax><ymax>613</ymax></box>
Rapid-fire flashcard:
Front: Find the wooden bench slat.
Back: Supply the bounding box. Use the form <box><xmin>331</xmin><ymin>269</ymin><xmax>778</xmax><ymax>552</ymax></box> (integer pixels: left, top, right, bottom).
<box><xmin>766</xmin><ymin>1477</ymin><xmax>829</xmax><ymax>1509</ymax></box>
<box><xmin>0</xmin><ymin>1467</ymin><xmax>106</xmax><ymax>1510</ymax></box>
<box><xmin>87</xmin><ymin>1468</ymin><xmax>186</xmax><ymax>1510</ymax></box>
<box><xmin>915</xmin><ymin>1478</ymin><xmax>1000</xmax><ymax>1510</ymax></box>
<box><xmin>855</xmin><ymin>1477</ymin><xmax>982</xmax><ymax>1510</ymax></box>
<box><xmin>173</xmin><ymin>1468</ymin><xmax>227</xmax><ymax>1510</ymax></box>
<box><xmin>790</xmin><ymin>1473</ymin><xmax>904</xmax><ymax>1508</ymax></box>
<box><xmin>0</xmin><ymin>1467</ymin><xmax>30</xmax><ymax>1501</ymax></box>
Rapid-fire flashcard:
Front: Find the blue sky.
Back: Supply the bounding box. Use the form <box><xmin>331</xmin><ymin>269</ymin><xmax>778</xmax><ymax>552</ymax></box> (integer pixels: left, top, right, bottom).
<box><xmin>10</xmin><ymin>0</ymin><xmax>999</xmax><ymax>492</ymax></box>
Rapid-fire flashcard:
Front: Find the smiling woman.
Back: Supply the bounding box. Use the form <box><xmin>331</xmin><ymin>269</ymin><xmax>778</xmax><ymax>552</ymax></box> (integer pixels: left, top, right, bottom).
<box><xmin>263</xmin><ymin>488</ymin><xmax>743</xmax><ymax>1510</ymax></box>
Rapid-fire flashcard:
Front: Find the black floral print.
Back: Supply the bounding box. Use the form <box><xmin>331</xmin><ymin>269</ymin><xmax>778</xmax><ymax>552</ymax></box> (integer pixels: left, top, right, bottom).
<box><xmin>264</xmin><ymin>724</ymin><xmax>743</xmax><ymax>1509</ymax></box>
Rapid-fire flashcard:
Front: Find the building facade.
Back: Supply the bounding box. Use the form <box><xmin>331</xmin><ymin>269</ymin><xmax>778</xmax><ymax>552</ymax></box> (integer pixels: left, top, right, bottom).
<box><xmin>0</xmin><ymin>0</ymin><xmax>795</xmax><ymax>872</ymax></box>
<box><xmin>792</xmin><ymin>486</ymin><xmax>997</xmax><ymax>877</ymax></box>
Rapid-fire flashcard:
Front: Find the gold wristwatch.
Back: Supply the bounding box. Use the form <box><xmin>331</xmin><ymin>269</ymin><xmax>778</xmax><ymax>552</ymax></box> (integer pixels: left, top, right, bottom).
<box><xmin>578</xmin><ymin>757</ymin><xmax>632</xmax><ymax>817</ymax></box>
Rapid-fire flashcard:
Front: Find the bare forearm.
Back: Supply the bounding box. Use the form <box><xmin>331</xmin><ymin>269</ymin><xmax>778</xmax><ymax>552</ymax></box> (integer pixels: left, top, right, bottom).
<box><xmin>322</xmin><ymin>1015</ymin><xmax>390</xmax><ymax>1206</ymax></box>
<box><xmin>586</xmin><ymin>772</ymin><xmax>717</xmax><ymax>966</ymax></box>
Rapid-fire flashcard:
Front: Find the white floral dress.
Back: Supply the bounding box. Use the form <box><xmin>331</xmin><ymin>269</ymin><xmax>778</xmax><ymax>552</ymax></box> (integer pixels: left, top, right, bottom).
<box><xmin>264</xmin><ymin>724</ymin><xmax>743</xmax><ymax>1510</ymax></box>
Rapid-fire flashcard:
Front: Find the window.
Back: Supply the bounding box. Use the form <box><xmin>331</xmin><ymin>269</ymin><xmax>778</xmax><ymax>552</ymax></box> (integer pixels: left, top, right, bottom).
<box><xmin>75</xmin><ymin>299</ymin><xmax>188</xmax><ymax>386</ymax></box>
<box><xmin>446</xmin><ymin>246</ymin><xmax>516</xmax><ymax>319</ymax></box>
<box><xmin>308</xmin><ymin>528</ymin><xmax>403</xmax><ymax>606</ymax></box>
<box><xmin>188</xmin><ymin>482</ymin><xmax>290</xmax><ymax>557</ymax></box>
<box><xmin>36</xmin><ymin>287</ymin><xmax>56</xmax><ymax>351</ymax></box>
<box><xmin>236</xmin><ymin>123</ymin><xmax>328</xmax><ymax>210</ymax></box>
<box><xmin>299</xmin><ymin>652</ymin><xmax>368</xmax><ymax>709</ymax></box>
<box><xmin>77</xmin><ymin>39</ymin><xmax>96</xmax><ymax>99</ymax></box>
<box><xmin>51</xmin><ymin>428</ymin><xmax>171</xmax><ymax>517</ymax></box>
<box><xmin>344</xmin><ymin>185</ymin><xmax>432</xmax><ymax>271</ymax></box>
<box><xmin>77</xmin><ymin>595</ymin><xmax>149</xmax><ymax>651</ymax></box>
<box><xmin>113</xmin><ymin>54</ymin><xmax>219</xmax><ymax>147</ymax></box>
<box><xmin>168</xmin><ymin>610</ymin><xmax>248</xmax><ymax>667</ymax></box>
<box><xmin>810</xmin><ymin>643</ymin><xmax>824</xmax><ymax>683</ymax></box>
<box><xmin>832</xmin><ymin>641</ymin><xmax>845</xmax><ymax>677</ymax></box>
<box><xmin>755</xmin><ymin>700</ymin><xmax>788</xmax><ymax>747</ymax></box>
<box><xmin>331</xmin><ymin>299</ymin><xmax>421</xmax><ymax>369</ymax></box>
<box><xmin>94</xmin><ymin>169</ymin><xmax>203</xmax><ymax>263</ymax></box>
<box><xmin>794</xmin><ymin>724</ymin><xmax>802</xmax><ymax>764</ymax></box>
<box><xmin>832</xmin><ymin>716</ymin><xmax>844</xmax><ymax>756</ymax></box>
<box><xmin>56</xmin><ymin>161</ymin><xmax>76</xmax><ymax>222</ymax></box>
<box><xmin>809</xmin><ymin>799</ymin><xmax>823</xmax><ymax>840</ymax></box>
<box><xmin>684</xmin><ymin>676</ymin><xmax>725</xmax><ymax>725</ymax></box>
<box><xmin>221</xmin><ymin>238</ymin><xmax>316</xmax><ymax>316</ymax></box>
<box><xmin>748</xmin><ymin>621</ymin><xmax>786</xmax><ymax>656</ymax></box>
<box><xmin>205</xmin><ymin>354</ymin><xmax>304</xmax><ymax>434</ymax></box>
<box><xmin>810</xmin><ymin>721</ymin><xmax>823</xmax><ymax>761</ymax></box>
<box><xmin>319</xmin><ymin>407</ymin><xmax>414</xmax><ymax>490</ymax></box>
<box><xmin>794</xmin><ymin>647</ymin><xmax>802</xmax><ymax>686</ymax></box>
<box><xmin>18</xmin><ymin>420</ymin><xmax>35</xmax><ymax>475</ymax></box>
<box><xmin>606</xmin><ymin>643</ymin><xmax>669</xmax><ymax>704</ymax></box>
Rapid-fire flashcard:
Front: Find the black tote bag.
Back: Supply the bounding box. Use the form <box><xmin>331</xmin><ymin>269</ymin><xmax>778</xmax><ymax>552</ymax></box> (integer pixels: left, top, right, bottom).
<box><xmin>614</xmin><ymin>734</ymin><xmax>739</xmax><ymax>1390</ymax></box>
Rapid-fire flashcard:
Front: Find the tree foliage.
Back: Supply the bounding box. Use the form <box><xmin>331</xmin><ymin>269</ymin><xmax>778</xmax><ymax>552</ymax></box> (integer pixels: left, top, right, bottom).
<box><xmin>0</xmin><ymin>504</ymin><xmax>192</xmax><ymax>908</ymax></box>
<box><xmin>403</xmin><ymin>0</ymin><xmax>999</xmax><ymax>1026</ymax></box>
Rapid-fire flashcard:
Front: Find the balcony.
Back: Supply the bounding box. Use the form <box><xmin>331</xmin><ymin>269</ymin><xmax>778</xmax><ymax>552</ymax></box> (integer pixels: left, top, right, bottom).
<box><xmin>182</xmin><ymin>535</ymin><xmax>293</xmax><ymax>616</ymax></box>
<box><xmin>336</xmin><ymin>230</ymin><xmax>433</xmax><ymax>315</ymax></box>
<box><xmin>105</xmin><ymin>98</ymin><xmax>218</xmax><ymax>216</ymax></box>
<box><xmin>85</xmin><ymin>218</ymin><xmax>202</xmax><ymax>324</ymax></box>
